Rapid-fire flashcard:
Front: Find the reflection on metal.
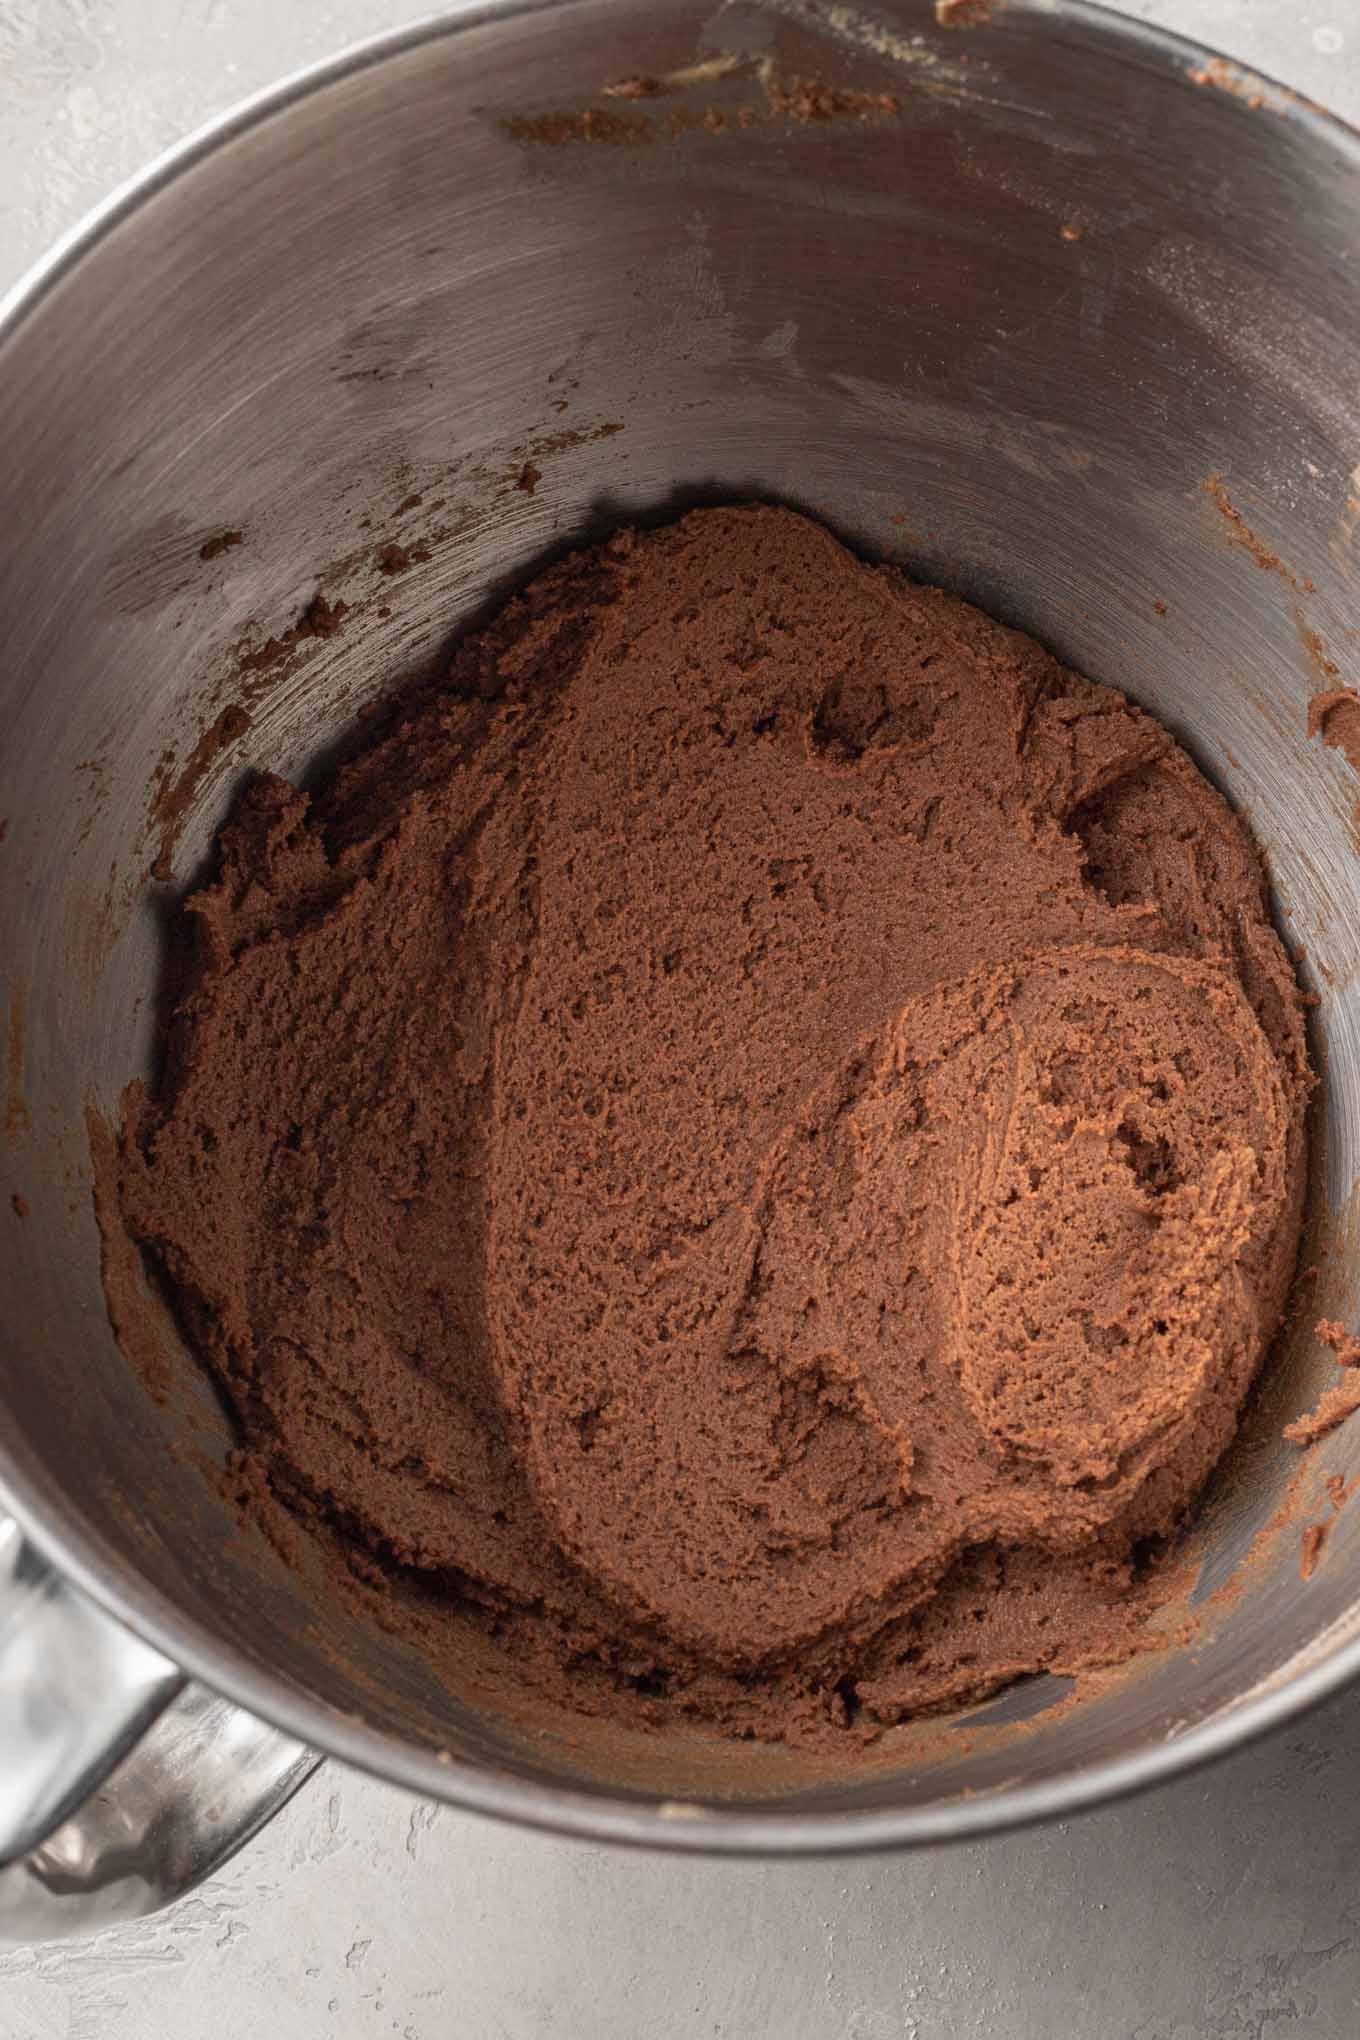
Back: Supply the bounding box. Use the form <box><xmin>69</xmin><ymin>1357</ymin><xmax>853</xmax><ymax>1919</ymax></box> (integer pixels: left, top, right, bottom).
<box><xmin>0</xmin><ymin>1517</ymin><xmax>182</xmax><ymax>1866</ymax></box>
<box><xmin>0</xmin><ymin>1519</ymin><xmax>320</xmax><ymax>1942</ymax></box>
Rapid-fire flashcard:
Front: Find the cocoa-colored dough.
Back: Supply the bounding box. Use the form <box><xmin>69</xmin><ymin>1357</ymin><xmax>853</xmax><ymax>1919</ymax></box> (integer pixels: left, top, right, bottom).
<box><xmin>1308</xmin><ymin>685</ymin><xmax>1360</xmax><ymax>773</ymax></box>
<box><xmin>1285</xmin><ymin>1319</ymin><xmax>1360</xmax><ymax>1446</ymax></box>
<box><xmin>113</xmin><ymin>506</ymin><xmax>1311</xmax><ymax>1743</ymax></box>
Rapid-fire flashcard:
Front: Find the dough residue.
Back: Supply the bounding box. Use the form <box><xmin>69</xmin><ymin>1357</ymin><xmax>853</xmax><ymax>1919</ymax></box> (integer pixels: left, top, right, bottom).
<box><xmin>1308</xmin><ymin>686</ymin><xmax>1360</xmax><ymax>772</ymax></box>
<box><xmin>1285</xmin><ymin>1318</ymin><xmax>1360</xmax><ymax>1447</ymax></box>
<box><xmin>111</xmin><ymin>505</ymin><xmax>1310</xmax><ymax>1743</ymax></box>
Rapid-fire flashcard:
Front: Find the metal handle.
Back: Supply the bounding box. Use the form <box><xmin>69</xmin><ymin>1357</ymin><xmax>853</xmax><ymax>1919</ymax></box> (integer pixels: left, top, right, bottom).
<box><xmin>0</xmin><ymin>1516</ymin><xmax>321</xmax><ymax>1943</ymax></box>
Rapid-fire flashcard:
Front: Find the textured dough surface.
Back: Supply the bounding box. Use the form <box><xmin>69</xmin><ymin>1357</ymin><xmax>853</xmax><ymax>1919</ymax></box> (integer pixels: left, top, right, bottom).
<box><xmin>114</xmin><ymin>506</ymin><xmax>1311</xmax><ymax>1742</ymax></box>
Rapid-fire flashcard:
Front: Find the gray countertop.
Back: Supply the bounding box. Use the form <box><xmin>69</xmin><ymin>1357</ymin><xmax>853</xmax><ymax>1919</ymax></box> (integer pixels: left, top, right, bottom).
<box><xmin>4</xmin><ymin>2</ymin><xmax>1360</xmax><ymax>2035</ymax></box>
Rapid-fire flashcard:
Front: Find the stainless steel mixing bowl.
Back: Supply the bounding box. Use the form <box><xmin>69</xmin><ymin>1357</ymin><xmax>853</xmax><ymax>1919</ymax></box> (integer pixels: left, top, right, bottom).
<box><xmin>4</xmin><ymin>0</ymin><xmax>1360</xmax><ymax>1941</ymax></box>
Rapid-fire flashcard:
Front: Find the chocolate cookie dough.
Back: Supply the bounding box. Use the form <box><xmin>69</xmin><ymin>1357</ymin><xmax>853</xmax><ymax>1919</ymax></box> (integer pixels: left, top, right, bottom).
<box><xmin>113</xmin><ymin>505</ymin><xmax>1311</xmax><ymax>1742</ymax></box>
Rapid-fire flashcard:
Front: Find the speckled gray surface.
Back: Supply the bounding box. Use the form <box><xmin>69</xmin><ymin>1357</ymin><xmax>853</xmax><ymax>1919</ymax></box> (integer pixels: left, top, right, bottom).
<box><xmin>4</xmin><ymin>2</ymin><xmax>1360</xmax><ymax>2034</ymax></box>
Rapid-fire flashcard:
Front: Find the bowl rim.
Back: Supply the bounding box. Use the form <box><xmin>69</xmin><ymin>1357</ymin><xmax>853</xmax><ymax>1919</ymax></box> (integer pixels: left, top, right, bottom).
<box><xmin>3</xmin><ymin>0</ymin><xmax>1360</xmax><ymax>1856</ymax></box>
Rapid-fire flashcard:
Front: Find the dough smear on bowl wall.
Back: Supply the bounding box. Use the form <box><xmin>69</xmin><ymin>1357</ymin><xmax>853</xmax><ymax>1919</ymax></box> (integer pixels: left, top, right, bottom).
<box><xmin>111</xmin><ymin>504</ymin><xmax>1312</xmax><ymax>1746</ymax></box>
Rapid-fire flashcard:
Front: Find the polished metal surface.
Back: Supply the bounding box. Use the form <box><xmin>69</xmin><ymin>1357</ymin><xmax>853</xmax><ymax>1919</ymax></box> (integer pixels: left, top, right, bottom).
<box><xmin>0</xmin><ymin>1505</ymin><xmax>319</xmax><ymax>1939</ymax></box>
<box><xmin>0</xmin><ymin>1517</ymin><xmax>182</xmax><ymax>1867</ymax></box>
<box><xmin>3</xmin><ymin>0</ymin><xmax>1360</xmax><ymax>1897</ymax></box>
<box><xmin>0</xmin><ymin>1672</ymin><xmax>319</xmax><ymax>1945</ymax></box>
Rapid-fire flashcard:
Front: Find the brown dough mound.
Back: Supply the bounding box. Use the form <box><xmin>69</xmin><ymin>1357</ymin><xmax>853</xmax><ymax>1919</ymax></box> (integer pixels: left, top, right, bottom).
<box><xmin>114</xmin><ymin>506</ymin><xmax>1310</xmax><ymax>1743</ymax></box>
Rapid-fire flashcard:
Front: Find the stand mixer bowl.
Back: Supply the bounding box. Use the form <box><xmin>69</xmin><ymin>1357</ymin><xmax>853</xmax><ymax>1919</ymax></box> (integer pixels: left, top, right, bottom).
<box><xmin>2</xmin><ymin>0</ymin><xmax>1360</xmax><ymax>1927</ymax></box>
